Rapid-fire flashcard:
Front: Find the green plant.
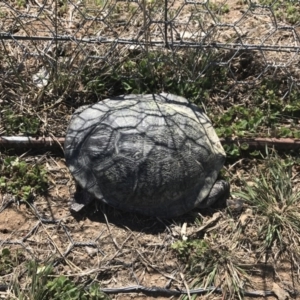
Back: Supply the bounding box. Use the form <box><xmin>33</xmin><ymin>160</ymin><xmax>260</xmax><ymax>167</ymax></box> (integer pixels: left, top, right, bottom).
<box><xmin>214</xmin><ymin>87</ymin><xmax>300</xmax><ymax>138</ymax></box>
<box><xmin>0</xmin><ymin>10</ymin><xmax>7</xmax><ymax>18</ymax></box>
<box><xmin>0</xmin><ymin>248</ymin><xmax>25</xmax><ymax>276</ymax></box>
<box><xmin>84</xmin><ymin>0</ymin><xmax>107</xmax><ymax>7</ymax></box>
<box><xmin>128</xmin><ymin>3</ymin><xmax>138</xmax><ymax>14</ymax></box>
<box><xmin>58</xmin><ymin>0</ymin><xmax>68</xmax><ymax>15</ymax></box>
<box><xmin>285</xmin><ymin>3</ymin><xmax>300</xmax><ymax>24</ymax></box>
<box><xmin>258</xmin><ymin>0</ymin><xmax>276</xmax><ymax>5</ymax></box>
<box><xmin>9</xmin><ymin>261</ymin><xmax>52</xmax><ymax>300</ymax></box>
<box><xmin>208</xmin><ymin>2</ymin><xmax>230</xmax><ymax>14</ymax></box>
<box><xmin>17</xmin><ymin>0</ymin><xmax>26</xmax><ymax>7</ymax></box>
<box><xmin>2</xmin><ymin>108</ymin><xmax>40</xmax><ymax>135</ymax></box>
<box><xmin>284</xmin><ymin>90</ymin><xmax>300</xmax><ymax>113</ymax></box>
<box><xmin>172</xmin><ymin>239</ymin><xmax>248</xmax><ymax>299</ymax></box>
<box><xmin>82</xmin><ymin>49</ymin><xmax>229</xmax><ymax>102</ymax></box>
<box><xmin>10</xmin><ymin>261</ymin><xmax>110</xmax><ymax>300</ymax></box>
<box><xmin>46</xmin><ymin>276</ymin><xmax>109</xmax><ymax>300</ymax></box>
<box><xmin>223</xmin><ymin>144</ymin><xmax>241</xmax><ymax>158</ymax></box>
<box><xmin>0</xmin><ymin>156</ymin><xmax>48</xmax><ymax>201</ymax></box>
<box><xmin>214</xmin><ymin>106</ymin><xmax>269</xmax><ymax>137</ymax></box>
<box><xmin>252</xmin><ymin>79</ymin><xmax>288</xmax><ymax>110</ymax></box>
<box><xmin>235</xmin><ymin>150</ymin><xmax>300</xmax><ymax>255</ymax></box>
<box><xmin>258</xmin><ymin>0</ymin><xmax>300</xmax><ymax>24</ymax></box>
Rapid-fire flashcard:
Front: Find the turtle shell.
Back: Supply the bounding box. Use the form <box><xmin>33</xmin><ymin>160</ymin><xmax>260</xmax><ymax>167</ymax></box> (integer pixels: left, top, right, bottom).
<box><xmin>65</xmin><ymin>93</ymin><xmax>226</xmax><ymax>217</ymax></box>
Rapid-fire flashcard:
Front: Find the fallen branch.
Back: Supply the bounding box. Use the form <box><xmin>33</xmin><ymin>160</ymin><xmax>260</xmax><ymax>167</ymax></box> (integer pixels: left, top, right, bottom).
<box><xmin>0</xmin><ymin>283</ymin><xmax>279</xmax><ymax>297</ymax></box>
<box><xmin>222</xmin><ymin>137</ymin><xmax>300</xmax><ymax>150</ymax></box>
<box><xmin>1</xmin><ymin>136</ymin><xmax>300</xmax><ymax>153</ymax></box>
<box><xmin>0</xmin><ymin>136</ymin><xmax>65</xmax><ymax>152</ymax></box>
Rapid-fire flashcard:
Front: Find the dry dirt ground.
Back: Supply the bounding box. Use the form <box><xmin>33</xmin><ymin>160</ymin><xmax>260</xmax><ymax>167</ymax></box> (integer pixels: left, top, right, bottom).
<box><xmin>1</xmin><ymin>156</ymin><xmax>300</xmax><ymax>299</ymax></box>
<box><xmin>1</xmin><ymin>0</ymin><xmax>300</xmax><ymax>299</ymax></box>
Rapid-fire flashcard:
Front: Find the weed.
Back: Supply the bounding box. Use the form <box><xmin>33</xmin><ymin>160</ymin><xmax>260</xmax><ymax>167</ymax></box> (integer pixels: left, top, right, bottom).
<box><xmin>0</xmin><ymin>248</ymin><xmax>26</xmax><ymax>276</ymax></box>
<box><xmin>46</xmin><ymin>275</ymin><xmax>109</xmax><ymax>300</ymax></box>
<box><xmin>0</xmin><ymin>10</ymin><xmax>7</xmax><ymax>18</ymax></box>
<box><xmin>0</xmin><ymin>156</ymin><xmax>48</xmax><ymax>201</ymax></box>
<box><xmin>235</xmin><ymin>150</ymin><xmax>300</xmax><ymax>259</ymax></box>
<box><xmin>10</xmin><ymin>261</ymin><xmax>110</xmax><ymax>300</ymax></box>
<box><xmin>17</xmin><ymin>0</ymin><xmax>26</xmax><ymax>7</ymax></box>
<box><xmin>258</xmin><ymin>0</ymin><xmax>278</xmax><ymax>6</ymax></box>
<box><xmin>214</xmin><ymin>106</ymin><xmax>269</xmax><ymax>137</ymax></box>
<box><xmin>285</xmin><ymin>3</ymin><xmax>300</xmax><ymax>24</ymax></box>
<box><xmin>145</xmin><ymin>0</ymin><xmax>164</xmax><ymax>10</ymax></box>
<box><xmin>223</xmin><ymin>144</ymin><xmax>241</xmax><ymax>158</ymax></box>
<box><xmin>58</xmin><ymin>0</ymin><xmax>68</xmax><ymax>15</ymax></box>
<box><xmin>284</xmin><ymin>90</ymin><xmax>300</xmax><ymax>113</ymax></box>
<box><xmin>84</xmin><ymin>0</ymin><xmax>108</xmax><ymax>8</ymax></box>
<box><xmin>2</xmin><ymin>108</ymin><xmax>40</xmax><ymax>135</ymax></box>
<box><xmin>252</xmin><ymin>79</ymin><xmax>283</xmax><ymax>108</ymax></box>
<box><xmin>95</xmin><ymin>0</ymin><xmax>106</xmax><ymax>6</ymax></box>
<box><xmin>258</xmin><ymin>0</ymin><xmax>300</xmax><ymax>24</ymax></box>
<box><xmin>215</xmin><ymin>79</ymin><xmax>300</xmax><ymax>138</ymax></box>
<box><xmin>278</xmin><ymin>127</ymin><xmax>300</xmax><ymax>138</ymax></box>
<box><xmin>172</xmin><ymin>239</ymin><xmax>248</xmax><ymax>299</ymax></box>
<box><xmin>81</xmin><ymin>48</ymin><xmax>229</xmax><ymax>102</ymax></box>
<box><xmin>11</xmin><ymin>261</ymin><xmax>54</xmax><ymax>300</ymax></box>
<box><xmin>208</xmin><ymin>2</ymin><xmax>230</xmax><ymax>14</ymax></box>
<box><xmin>127</xmin><ymin>3</ymin><xmax>138</xmax><ymax>14</ymax></box>
<box><xmin>50</xmin><ymin>72</ymin><xmax>74</xmax><ymax>95</ymax></box>
<box><xmin>248</xmin><ymin>80</ymin><xmax>300</xmax><ymax>136</ymax></box>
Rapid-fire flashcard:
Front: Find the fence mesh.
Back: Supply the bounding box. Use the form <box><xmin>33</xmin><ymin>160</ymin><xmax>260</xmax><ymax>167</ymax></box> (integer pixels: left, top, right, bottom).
<box><xmin>1</xmin><ymin>0</ymin><xmax>300</xmax><ymax>101</ymax></box>
<box><xmin>1</xmin><ymin>1</ymin><xmax>300</xmax><ymax>297</ymax></box>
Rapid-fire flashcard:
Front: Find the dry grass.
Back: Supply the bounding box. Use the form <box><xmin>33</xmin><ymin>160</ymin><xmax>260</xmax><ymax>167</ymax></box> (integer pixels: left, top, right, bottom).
<box><xmin>1</xmin><ymin>0</ymin><xmax>300</xmax><ymax>299</ymax></box>
<box><xmin>1</xmin><ymin>152</ymin><xmax>300</xmax><ymax>299</ymax></box>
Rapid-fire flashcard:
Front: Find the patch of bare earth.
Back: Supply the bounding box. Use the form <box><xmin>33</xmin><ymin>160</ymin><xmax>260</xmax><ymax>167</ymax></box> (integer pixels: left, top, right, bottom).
<box><xmin>1</xmin><ymin>0</ymin><xmax>300</xmax><ymax>299</ymax></box>
<box><xmin>0</xmin><ymin>157</ymin><xmax>300</xmax><ymax>299</ymax></box>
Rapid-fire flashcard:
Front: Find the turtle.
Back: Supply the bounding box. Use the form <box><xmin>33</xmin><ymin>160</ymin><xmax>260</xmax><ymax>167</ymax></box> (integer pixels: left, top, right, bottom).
<box><xmin>64</xmin><ymin>93</ymin><xmax>229</xmax><ymax>218</ymax></box>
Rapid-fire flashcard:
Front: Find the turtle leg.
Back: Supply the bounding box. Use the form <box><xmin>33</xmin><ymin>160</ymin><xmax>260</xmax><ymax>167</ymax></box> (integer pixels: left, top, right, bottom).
<box><xmin>199</xmin><ymin>180</ymin><xmax>230</xmax><ymax>208</ymax></box>
<box><xmin>70</xmin><ymin>186</ymin><xmax>94</xmax><ymax>212</ymax></box>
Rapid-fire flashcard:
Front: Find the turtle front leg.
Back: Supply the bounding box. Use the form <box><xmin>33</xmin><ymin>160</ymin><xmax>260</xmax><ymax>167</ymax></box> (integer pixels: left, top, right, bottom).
<box><xmin>70</xmin><ymin>185</ymin><xmax>94</xmax><ymax>212</ymax></box>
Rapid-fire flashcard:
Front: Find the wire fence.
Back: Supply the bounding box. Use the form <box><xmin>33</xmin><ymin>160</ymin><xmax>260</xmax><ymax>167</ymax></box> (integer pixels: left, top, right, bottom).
<box><xmin>1</xmin><ymin>0</ymin><xmax>300</xmax><ymax>140</ymax></box>
<box><xmin>1</xmin><ymin>0</ymin><xmax>300</xmax><ymax>97</ymax></box>
<box><xmin>1</xmin><ymin>1</ymin><xmax>300</xmax><ymax>297</ymax></box>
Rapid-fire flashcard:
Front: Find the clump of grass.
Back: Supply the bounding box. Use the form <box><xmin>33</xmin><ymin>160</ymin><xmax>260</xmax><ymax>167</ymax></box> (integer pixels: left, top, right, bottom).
<box><xmin>214</xmin><ymin>106</ymin><xmax>269</xmax><ymax>137</ymax></box>
<box><xmin>16</xmin><ymin>0</ymin><xmax>26</xmax><ymax>7</ymax></box>
<box><xmin>208</xmin><ymin>2</ymin><xmax>230</xmax><ymax>14</ymax></box>
<box><xmin>0</xmin><ymin>156</ymin><xmax>48</xmax><ymax>201</ymax></box>
<box><xmin>9</xmin><ymin>261</ymin><xmax>110</xmax><ymax>300</ymax></box>
<box><xmin>172</xmin><ymin>238</ymin><xmax>248</xmax><ymax>299</ymax></box>
<box><xmin>2</xmin><ymin>108</ymin><xmax>40</xmax><ymax>135</ymax></box>
<box><xmin>258</xmin><ymin>0</ymin><xmax>300</xmax><ymax>24</ymax></box>
<box><xmin>0</xmin><ymin>248</ymin><xmax>26</xmax><ymax>277</ymax></box>
<box><xmin>213</xmin><ymin>79</ymin><xmax>300</xmax><ymax>139</ymax></box>
<box><xmin>83</xmin><ymin>50</ymin><xmax>229</xmax><ymax>103</ymax></box>
<box><xmin>10</xmin><ymin>261</ymin><xmax>53</xmax><ymax>300</ymax></box>
<box><xmin>235</xmin><ymin>150</ymin><xmax>300</xmax><ymax>262</ymax></box>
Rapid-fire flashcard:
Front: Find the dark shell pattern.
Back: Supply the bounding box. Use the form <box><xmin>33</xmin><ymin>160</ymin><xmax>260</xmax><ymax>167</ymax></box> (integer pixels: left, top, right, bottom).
<box><xmin>65</xmin><ymin>93</ymin><xmax>226</xmax><ymax>218</ymax></box>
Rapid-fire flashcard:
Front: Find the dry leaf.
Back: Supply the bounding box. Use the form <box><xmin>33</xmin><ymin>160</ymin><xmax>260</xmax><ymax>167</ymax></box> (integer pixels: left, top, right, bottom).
<box><xmin>238</xmin><ymin>208</ymin><xmax>253</xmax><ymax>227</ymax></box>
<box><xmin>272</xmin><ymin>282</ymin><xmax>289</xmax><ymax>300</ymax></box>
